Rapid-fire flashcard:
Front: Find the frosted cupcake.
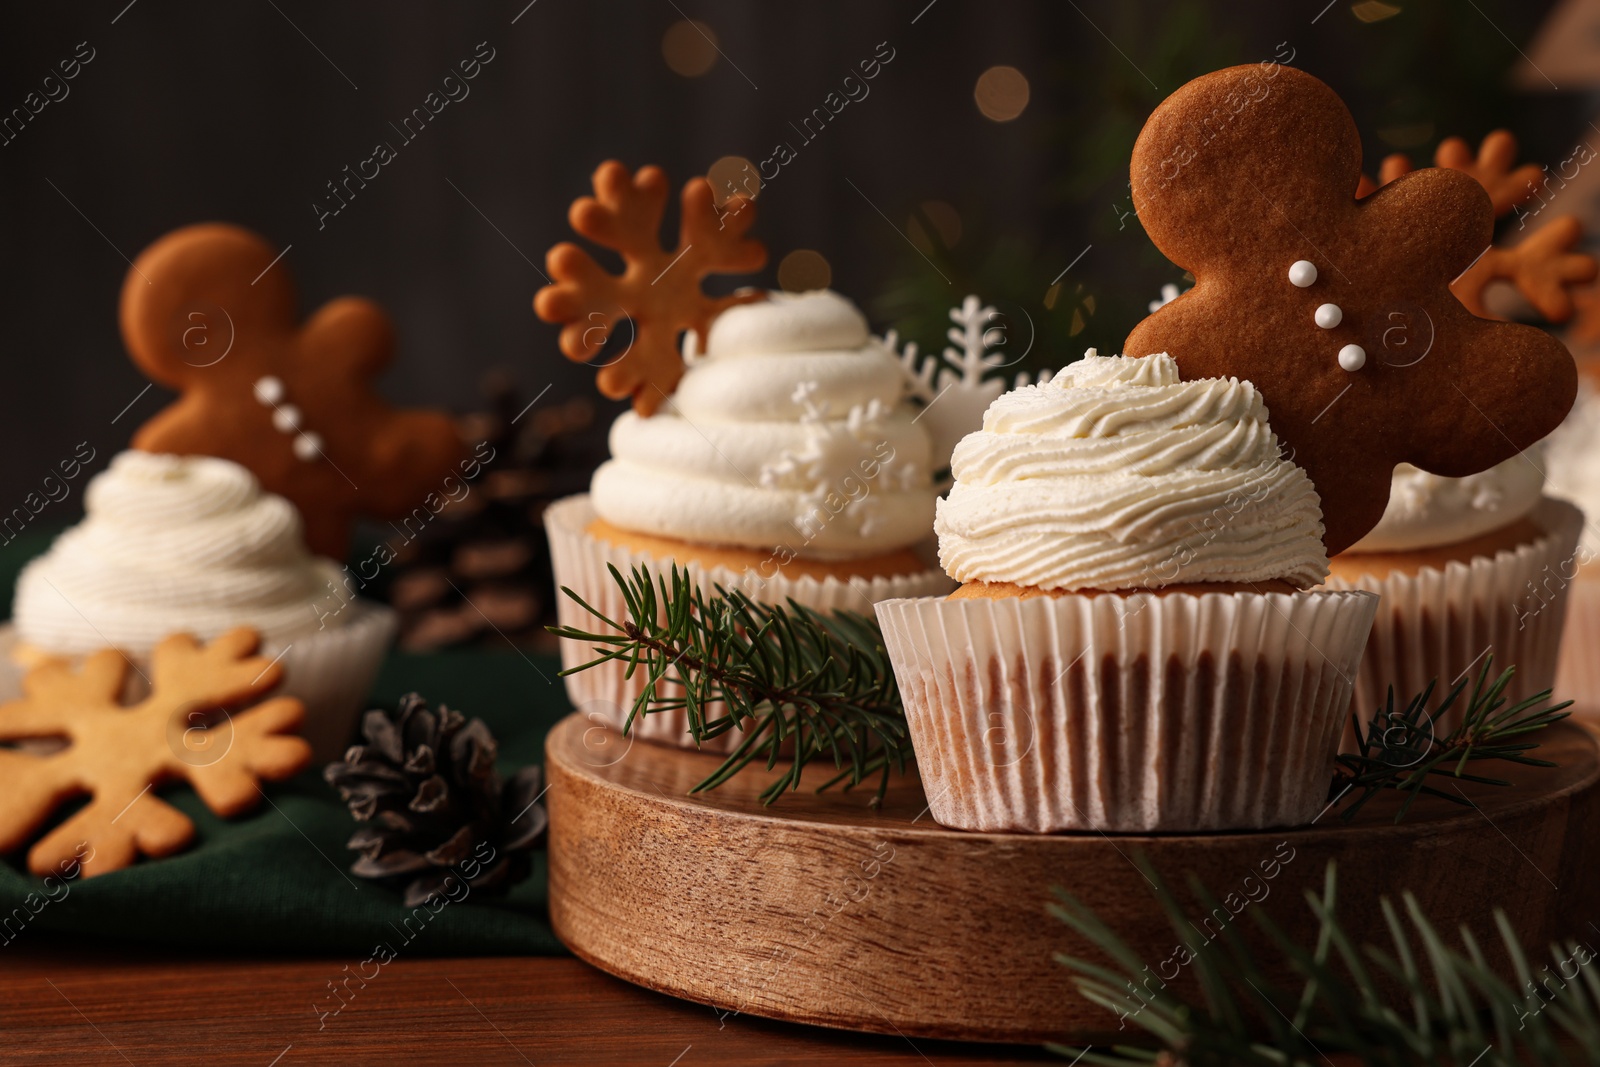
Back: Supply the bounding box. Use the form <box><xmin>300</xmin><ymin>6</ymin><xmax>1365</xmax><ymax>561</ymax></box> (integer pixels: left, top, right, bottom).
<box><xmin>1545</xmin><ymin>370</ymin><xmax>1600</xmax><ymax>714</ymax></box>
<box><xmin>3</xmin><ymin>451</ymin><xmax>395</xmax><ymax>758</ymax></box>
<box><xmin>1323</xmin><ymin>454</ymin><xmax>1581</xmax><ymax>730</ymax></box>
<box><xmin>546</xmin><ymin>290</ymin><xmax>955</xmax><ymax>750</ymax></box>
<box><xmin>875</xmin><ymin>352</ymin><xmax>1379</xmax><ymax>832</ymax></box>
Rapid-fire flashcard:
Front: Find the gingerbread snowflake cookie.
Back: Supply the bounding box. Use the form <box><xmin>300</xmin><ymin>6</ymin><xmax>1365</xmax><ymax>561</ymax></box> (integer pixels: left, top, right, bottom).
<box><xmin>533</xmin><ymin>161</ymin><xmax>767</xmax><ymax>416</ymax></box>
<box><xmin>0</xmin><ymin>628</ymin><xmax>310</xmax><ymax>877</ymax></box>
<box><xmin>122</xmin><ymin>223</ymin><xmax>467</xmax><ymax>559</ymax></box>
<box><xmin>1124</xmin><ymin>65</ymin><xmax>1576</xmax><ymax>555</ymax></box>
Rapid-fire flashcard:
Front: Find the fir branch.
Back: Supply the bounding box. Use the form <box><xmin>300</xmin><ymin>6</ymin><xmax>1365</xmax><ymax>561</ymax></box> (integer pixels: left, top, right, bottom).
<box><xmin>1331</xmin><ymin>658</ymin><xmax>1572</xmax><ymax>824</ymax></box>
<box><xmin>550</xmin><ymin>563</ymin><xmax>912</xmax><ymax>805</ymax></box>
<box><xmin>554</xmin><ymin>566</ymin><xmax>1569</xmax><ymax>816</ymax></box>
<box><xmin>1050</xmin><ymin>857</ymin><xmax>1600</xmax><ymax>1065</ymax></box>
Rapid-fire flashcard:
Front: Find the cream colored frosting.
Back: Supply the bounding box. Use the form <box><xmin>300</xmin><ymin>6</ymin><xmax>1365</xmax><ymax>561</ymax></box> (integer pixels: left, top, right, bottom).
<box><xmin>1345</xmin><ymin>453</ymin><xmax>1545</xmax><ymax>553</ymax></box>
<box><xmin>935</xmin><ymin>351</ymin><xmax>1329</xmax><ymax>591</ymax></box>
<box><xmin>591</xmin><ymin>290</ymin><xmax>937</xmax><ymax>558</ymax></box>
<box><xmin>13</xmin><ymin>451</ymin><xmax>345</xmax><ymax>654</ymax></box>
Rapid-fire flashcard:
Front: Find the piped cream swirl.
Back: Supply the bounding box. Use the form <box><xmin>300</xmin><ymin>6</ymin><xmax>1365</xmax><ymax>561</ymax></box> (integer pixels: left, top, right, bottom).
<box><xmin>935</xmin><ymin>351</ymin><xmax>1329</xmax><ymax>591</ymax></box>
<box><xmin>13</xmin><ymin>451</ymin><xmax>345</xmax><ymax>654</ymax></box>
<box><xmin>591</xmin><ymin>290</ymin><xmax>937</xmax><ymax>558</ymax></box>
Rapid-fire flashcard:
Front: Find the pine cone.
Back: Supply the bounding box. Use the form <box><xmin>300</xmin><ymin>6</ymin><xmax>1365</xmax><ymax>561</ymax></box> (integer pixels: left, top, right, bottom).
<box><xmin>324</xmin><ymin>694</ymin><xmax>546</xmax><ymax>907</ymax></box>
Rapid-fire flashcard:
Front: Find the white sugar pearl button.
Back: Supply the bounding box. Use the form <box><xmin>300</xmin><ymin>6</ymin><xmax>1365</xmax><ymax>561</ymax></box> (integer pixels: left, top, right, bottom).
<box><xmin>272</xmin><ymin>405</ymin><xmax>302</xmax><ymax>432</ymax></box>
<box><xmin>253</xmin><ymin>376</ymin><xmax>285</xmax><ymax>405</ymax></box>
<box><xmin>293</xmin><ymin>432</ymin><xmax>322</xmax><ymax>461</ymax></box>
<box><xmin>1315</xmin><ymin>303</ymin><xmax>1343</xmax><ymax>329</ymax></box>
<box><xmin>1289</xmin><ymin>260</ymin><xmax>1318</xmax><ymax>287</ymax></box>
<box><xmin>1338</xmin><ymin>344</ymin><xmax>1366</xmax><ymax>371</ymax></box>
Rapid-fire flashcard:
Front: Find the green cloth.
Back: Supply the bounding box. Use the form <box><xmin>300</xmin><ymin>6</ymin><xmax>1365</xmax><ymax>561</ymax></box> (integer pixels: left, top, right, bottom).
<box><xmin>0</xmin><ymin>528</ymin><xmax>573</xmax><ymax>955</ymax></box>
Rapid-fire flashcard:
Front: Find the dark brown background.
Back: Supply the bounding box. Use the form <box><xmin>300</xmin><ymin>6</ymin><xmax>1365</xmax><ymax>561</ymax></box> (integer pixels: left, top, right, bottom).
<box><xmin>0</xmin><ymin>0</ymin><xmax>1574</xmax><ymax>531</ymax></box>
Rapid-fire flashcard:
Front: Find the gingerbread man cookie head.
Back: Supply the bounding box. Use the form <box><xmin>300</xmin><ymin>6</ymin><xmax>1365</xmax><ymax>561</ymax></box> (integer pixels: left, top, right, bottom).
<box><xmin>534</xmin><ymin>161</ymin><xmax>767</xmax><ymax>416</ymax></box>
<box><xmin>1125</xmin><ymin>65</ymin><xmax>1576</xmax><ymax>555</ymax></box>
<box><xmin>122</xmin><ymin>223</ymin><xmax>467</xmax><ymax>559</ymax></box>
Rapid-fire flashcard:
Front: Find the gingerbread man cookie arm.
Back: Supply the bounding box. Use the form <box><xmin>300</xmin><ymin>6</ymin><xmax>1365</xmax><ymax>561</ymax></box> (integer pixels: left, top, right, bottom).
<box><xmin>300</xmin><ymin>296</ymin><xmax>396</xmax><ymax>376</ymax></box>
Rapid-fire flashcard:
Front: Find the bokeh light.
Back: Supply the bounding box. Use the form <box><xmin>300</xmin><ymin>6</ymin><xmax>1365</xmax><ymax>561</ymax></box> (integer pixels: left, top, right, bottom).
<box><xmin>777</xmin><ymin>249</ymin><xmax>832</xmax><ymax>292</ymax></box>
<box><xmin>663</xmin><ymin>19</ymin><xmax>719</xmax><ymax>77</ymax></box>
<box><xmin>707</xmin><ymin>155</ymin><xmax>761</xmax><ymax>207</ymax></box>
<box><xmin>975</xmin><ymin>65</ymin><xmax>1030</xmax><ymax>122</ymax></box>
<box><xmin>1351</xmin><ymin>1</ymin><xmax>1402</xmax><ymax>23</ymax></box>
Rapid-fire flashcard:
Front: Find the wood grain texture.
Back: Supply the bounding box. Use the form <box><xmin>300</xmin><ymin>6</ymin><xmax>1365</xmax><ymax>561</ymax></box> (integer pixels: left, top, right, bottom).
<box><xmin>548</xmin><ymin>714</ymin><xmax>1600</xmax><ymax>1044</ymax></box>
<box><xmin>0</xmin><ymin>946</ymin><xmax>1052</xmax><ymax>1066</ymax></box>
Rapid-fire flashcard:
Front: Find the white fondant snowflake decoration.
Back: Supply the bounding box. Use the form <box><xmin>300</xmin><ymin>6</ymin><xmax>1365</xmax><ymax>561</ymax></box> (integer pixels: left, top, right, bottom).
<box><xmin>759</xmin><ymin>380</ymin><xmax>917</xmax><ymax>541</ymax></box>
<box><xmin>887</xmin><ymin>294</ymin><xmax>1036</xmax><ymax>469</ymax></box>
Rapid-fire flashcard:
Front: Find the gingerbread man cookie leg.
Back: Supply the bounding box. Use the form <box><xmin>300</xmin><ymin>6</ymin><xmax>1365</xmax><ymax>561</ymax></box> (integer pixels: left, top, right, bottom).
<box><xmin>1123</xmin><ymin>65</ymin><xmax>1576</xmax><ymax>555</ymax></box>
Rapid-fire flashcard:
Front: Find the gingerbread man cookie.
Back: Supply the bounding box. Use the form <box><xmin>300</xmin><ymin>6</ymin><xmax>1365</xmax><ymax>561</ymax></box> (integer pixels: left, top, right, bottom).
<box><xmin>1125</xmin><ymin>66</ymin><xmax>1576</xmax><ymax>555</ymax></box>
<box><xmin>534</xmin><ymin>162</ymin><xmax>767</xmax><ymax>416</ymax></box>
<box><xmin>123</xmin><ymin>223</ymin><xmax>467</xmax><ymax>559</ymax></box>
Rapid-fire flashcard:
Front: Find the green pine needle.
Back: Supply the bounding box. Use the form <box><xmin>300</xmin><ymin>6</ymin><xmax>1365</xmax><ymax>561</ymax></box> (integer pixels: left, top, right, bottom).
<box><xmin>1332</xmin><ymin>657</ymin><xmax>1572</xmax><ymax>824</ymax></box>
<box><xmin>554</xmin><ymin>567</ymin><xmax>1569</xmax><ymax>819</ymax></box>
<box><xmin>1049</xmin><ymin>858</ymin><xmax>1600</xmax><ymax>1065</ymax></box>
<box><xmin>550</xmin><ymin>563</ymin><xmax>912</xmax><ymax>805</ymax></box>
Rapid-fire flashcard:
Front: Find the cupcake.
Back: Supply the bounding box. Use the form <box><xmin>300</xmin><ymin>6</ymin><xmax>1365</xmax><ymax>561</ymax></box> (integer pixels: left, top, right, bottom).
<box><xmin>2</xmin><ymin>451</ymin><xmax>396</xmax><ymax>759</ymax></box>
<box><xmin>875</xmin><ymin>352</ymin><xmax>1379</xmax><ymax>832</ymax></box>
<box><xmin>1544</xmin><ymin>368</ymin><xmax>1600</xmax><ymax>715</ymax></box>
<box><xmin>547</xmin><ymin>289</ymin><xmax>955</xmax><ymax>751</ymax></box>
<box><xmin>1322</xmin><ymin>453</ymin><xmax>1582</xmax><ymax>731</ymax></box>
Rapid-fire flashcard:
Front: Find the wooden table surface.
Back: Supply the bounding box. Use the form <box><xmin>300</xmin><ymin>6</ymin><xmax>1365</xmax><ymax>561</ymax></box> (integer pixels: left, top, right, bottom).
<box><xmin>1</xmin><ymin>940</ymin><xmax>1057</xmax><ymax>1066</ymax></box>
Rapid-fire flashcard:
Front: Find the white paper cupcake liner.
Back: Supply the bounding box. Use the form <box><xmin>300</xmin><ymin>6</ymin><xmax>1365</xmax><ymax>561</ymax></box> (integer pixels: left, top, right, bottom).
<box><xmin>874</xmin><ymin>587</ymin><xmax>1379</xmax><ymax>833</ymax></box>
<box><xmin>0</xmin><ymin>601</ymin><xmax>397</xmax><ymax>763</ymax></box>
<box><xmin>1554</xmin><ymin>567</ymin><xmax>1600</xmax><ymax>720</ymax></box>
<box><xmin>545</xmin><ymin>494</ymin><xmax>955</xmax><ymax>753</ymax></box>
<box><xmin>1323</xmin><ymin>498</ymin><xmax>1582</xmax><ymax>739</ymax></box>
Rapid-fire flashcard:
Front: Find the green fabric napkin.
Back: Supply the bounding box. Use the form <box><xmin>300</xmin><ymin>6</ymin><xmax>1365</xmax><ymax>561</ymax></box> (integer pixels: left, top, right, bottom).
<box><xmin>0</xmin><ymin>527</ymin><xmax>574</xmax><ymax>956</ymax></box>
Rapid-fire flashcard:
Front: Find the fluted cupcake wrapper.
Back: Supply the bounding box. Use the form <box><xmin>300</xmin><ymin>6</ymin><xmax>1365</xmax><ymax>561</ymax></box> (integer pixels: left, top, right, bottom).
<box><xmin>1323</xmin><ymin>498</ymin><xmax>1583</xmax><ymax>740</ymax></box>
<box><xmin>0</xmin><ymin>601</ymin><xmax>397</xmax><ymax>762</ymax></box>
<box><xmin>874</xmin><ymin>588</ymin><xmax>1379</xmax><ymax>833</ymax></box>
<box><xmin>1554</xmin><ymin>566</ymin><xmax>1600</xmax><ymax>719</ymax></box>
<box><xmin>545</xmin><ymin>493</ymin><xmax>955</xmax><ymax>753</ymax></box>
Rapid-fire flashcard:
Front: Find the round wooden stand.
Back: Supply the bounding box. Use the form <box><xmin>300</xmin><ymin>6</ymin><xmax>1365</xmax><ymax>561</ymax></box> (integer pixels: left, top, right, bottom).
<box><xmin>546</xmin><ymin>714</ymin><xmax>1600</xmax><ymax>1044</ymax></box>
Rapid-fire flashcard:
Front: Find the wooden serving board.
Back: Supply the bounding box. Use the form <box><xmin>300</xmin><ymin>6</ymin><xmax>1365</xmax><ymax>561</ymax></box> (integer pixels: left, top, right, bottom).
<box><xmin>546</xmin><ymin>714</ymin><xmax>1600</xmax><ymax>1044</ymax></box>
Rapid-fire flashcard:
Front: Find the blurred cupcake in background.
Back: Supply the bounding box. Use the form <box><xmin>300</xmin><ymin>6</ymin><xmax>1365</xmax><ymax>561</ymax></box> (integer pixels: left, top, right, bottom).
<box><xmin>1323</xmin><ymin>451</ymin><xmax>1582</xmax><ymax>731</ymax></box>
<box><xmin>2</xmin><ymin>451</ymin><xmax>396</xmax><ymax>759</ymax></box>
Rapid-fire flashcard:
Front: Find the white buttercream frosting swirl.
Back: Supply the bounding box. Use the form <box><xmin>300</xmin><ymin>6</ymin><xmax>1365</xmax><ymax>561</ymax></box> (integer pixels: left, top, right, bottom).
<box><xmin>13</xmin><ymin>451</ymin><xmax>345</xmax><ymax>654</ymax></box>
<box><xmin>1345</xmin><ymin>452</ymin><xmax>1545</xmax><ymax>553</ymax></box>
<box><xmin>591</xmin><ymin>290</ymin><xmax>936</xmax><ymax>558</ymax></box>
<box><xmin>935</xmin><ymin>351</ymin><xmax>1329</xmax><ymax>591</ymax></box>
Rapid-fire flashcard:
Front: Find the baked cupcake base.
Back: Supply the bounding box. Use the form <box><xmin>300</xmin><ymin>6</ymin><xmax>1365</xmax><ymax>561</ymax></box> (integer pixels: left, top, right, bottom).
<box><xmin>1323</xmin><ymin>497</ymin><xmax>1582</xmax><ymax>736</ymax></box>
<box><xmin>875</xmin><ymin>586</ymin><xmax>1378</xmax><ymax>833</ymax></box>
<box><xmin>546</xmin><ymin>494</ymin><xmax>954</xmax><ymax>753</ymax></box>
<box><xmin>0</xmin><ymin>601</ymin><xmax>396</xmax><ymax>762</ymax></box>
